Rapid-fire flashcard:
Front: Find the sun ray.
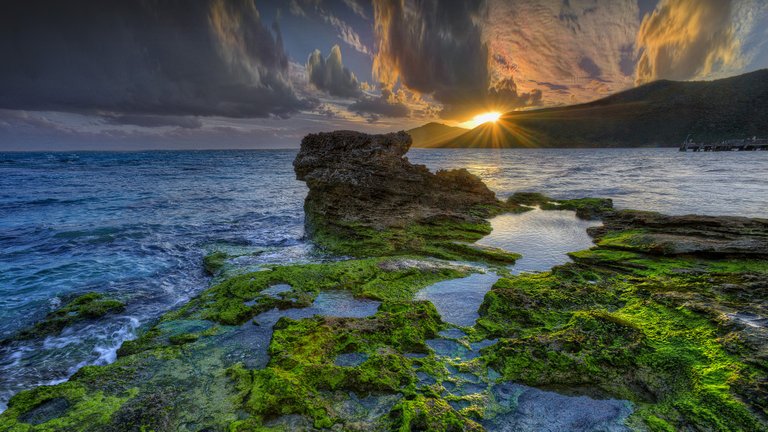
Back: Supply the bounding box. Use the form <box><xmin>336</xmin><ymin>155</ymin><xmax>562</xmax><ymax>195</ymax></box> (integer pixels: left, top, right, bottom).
<box><xmin>461</xmin><ymin>111</ymin><xmax>502</xmax><ymax>128</ymax></box>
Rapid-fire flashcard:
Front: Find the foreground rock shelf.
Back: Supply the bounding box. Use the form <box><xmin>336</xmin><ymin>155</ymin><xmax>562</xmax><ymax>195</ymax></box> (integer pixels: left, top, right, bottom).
<box><xmin>1</xmin><ymin>131</ymin><xmax>766</xmax><ymax>431</ymax></box>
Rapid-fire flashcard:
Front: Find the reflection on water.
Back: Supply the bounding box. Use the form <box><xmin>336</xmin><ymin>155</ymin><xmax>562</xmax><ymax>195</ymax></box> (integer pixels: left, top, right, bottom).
<box><xmin>479</xmin><ymin>208</ymin><xmax>602</xmax><ymax>274</ymax></box>
<box><xmin>409</xmin><ymin>148</ymin><xmax>768</xmax><ymax>218</ymax></box>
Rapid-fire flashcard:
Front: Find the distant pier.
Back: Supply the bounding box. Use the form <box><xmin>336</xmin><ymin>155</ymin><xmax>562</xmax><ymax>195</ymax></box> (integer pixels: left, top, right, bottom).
<box><xmin>679</xmin><ymin>136</ymin><xmax>768</xmax><ymax>152</ymax></box>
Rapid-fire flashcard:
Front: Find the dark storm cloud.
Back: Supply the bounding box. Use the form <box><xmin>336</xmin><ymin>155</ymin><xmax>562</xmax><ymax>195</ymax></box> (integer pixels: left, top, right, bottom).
<box><xmin>348</xmin><ymin>87</ymin><xmax>409</xmax><ymax>118</ymax></box>
<box><xmin>0</xmin><ymin>0</ymin><xmax>311</xmax><ymax>118</ymax></box>
<box><xmin>305</xmin><ymin>43</ymin><xmax>407</xmax><ymax>119</ymax></box>
<box><xmin>102</xmin><ymin>114</ymin><xmax>203</xmax><ymax>129</ymax></box>
<box><xmin>372</xmin><ymin>0</ymin><xmax>542</xmax><ymax>119</ymax></box>
<box><xmin>306</xmin><ymin>45</ymin><xmax>362</xmax><ymax>98</ymax></box>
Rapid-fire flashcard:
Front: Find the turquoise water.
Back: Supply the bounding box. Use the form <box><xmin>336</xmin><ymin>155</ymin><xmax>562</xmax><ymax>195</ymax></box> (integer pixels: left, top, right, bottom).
<box><xmin>1</xmin><ymin>148</ymin><xmax>766</xmax><ymax>410</ymax></box>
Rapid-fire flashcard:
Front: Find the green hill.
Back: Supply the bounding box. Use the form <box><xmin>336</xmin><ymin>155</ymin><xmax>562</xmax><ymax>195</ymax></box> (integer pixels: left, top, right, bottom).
<box><xmin>438</xmin><ymin>69</ymin><xmax>768</xmax><ymax>148</ymax></box>
<box><xmin>407</xmin><ymin>122</ymin><xmax>468</xmax><ymax>148</ymax></box>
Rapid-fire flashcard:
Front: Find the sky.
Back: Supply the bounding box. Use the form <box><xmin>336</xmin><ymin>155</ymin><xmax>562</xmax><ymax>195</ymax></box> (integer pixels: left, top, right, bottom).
<box><xmin>1</xmin><ymin>0</ymin><xmax>767</xmax><ymax>150</ymax></box>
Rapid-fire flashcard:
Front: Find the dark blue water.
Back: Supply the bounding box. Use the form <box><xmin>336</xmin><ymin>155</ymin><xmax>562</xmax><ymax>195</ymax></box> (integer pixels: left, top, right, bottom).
<box><xmin>1</xmin><ymin>148</ymin><xmax>766</xmax><ymax>410</ymax></box>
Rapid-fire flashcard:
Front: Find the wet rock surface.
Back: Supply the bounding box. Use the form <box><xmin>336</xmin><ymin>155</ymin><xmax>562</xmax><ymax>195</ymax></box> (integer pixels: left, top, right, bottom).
<box><xmin>484</xmin><ymin>383</ymin><xmax>633</xmax><ymax>432</ymax></box>
<box><xmin>590</xmin><ymin>210</ymin><xmax>768</xmax><ymax>256</ymax></box>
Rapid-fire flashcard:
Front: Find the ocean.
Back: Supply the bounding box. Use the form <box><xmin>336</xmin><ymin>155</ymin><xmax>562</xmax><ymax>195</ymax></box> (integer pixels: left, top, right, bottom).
<box><xmin>1</xmin><ymin>148</ymin><xmax>766</xmax><ymax>410</ymax></box>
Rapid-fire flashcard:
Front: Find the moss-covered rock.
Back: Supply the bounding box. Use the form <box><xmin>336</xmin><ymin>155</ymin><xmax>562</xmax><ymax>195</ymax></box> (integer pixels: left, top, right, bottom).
<box><xmin>202</xmin><ymin>251</ymin><xmax>228</xmax><ymax>275</ymax></box>
<box><xmin>0</xmin><ymin>382</ymin><xmax>136</xmax><ymax>431</ymax></box>
<box><xmin>477</xmin><ymin>242</ymin><xmax>768</xmax><ymax>431</ymax></box>
<box><xmin>224</xmin><ymin>299</ymin><xmax>449</xmax><ymax>428</ymax></box>
<box><xmin>5</xmin><ymin>293</ymin><xmax>125</xmax><ymax>342</ymax></box>
<box><xmin>507</xmin><ymin>192</ymin><xmax>614</xmax><ymax>220</ymax></box>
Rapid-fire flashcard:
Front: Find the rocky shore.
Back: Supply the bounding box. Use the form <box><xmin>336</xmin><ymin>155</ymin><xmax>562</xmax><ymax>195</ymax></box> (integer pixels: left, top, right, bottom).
<box><xmin>1</xmin><ymin>131</ymin><xmax>766</xmax><ymax>431</ymax></box>
<box><xmin>293</xmin><ymin>130</ymin><xmax>520</xmax><ymax>263</ymax></box>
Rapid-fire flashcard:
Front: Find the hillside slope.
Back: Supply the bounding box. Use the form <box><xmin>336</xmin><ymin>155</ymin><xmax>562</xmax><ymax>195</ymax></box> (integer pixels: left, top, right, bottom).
<box><xmin>440</xmin><ymin>69</ymin><xmax>768</xmax><ymax>148</ymax></box>
<box><xmin>407</xmin><ymin>122</ymin><xmax>469</xmax><ymax>148</ymax></box>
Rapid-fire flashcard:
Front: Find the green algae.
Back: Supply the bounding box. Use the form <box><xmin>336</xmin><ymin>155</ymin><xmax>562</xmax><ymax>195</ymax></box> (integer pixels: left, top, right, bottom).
<box><xmin>0</xmin><ymin>256</ymin><xmax>477</xmax><ymax>431</ymax></box>
<box><xmin>203</xmin><ymin>251</ymin><xmax>229</xmax><ymax>275</ymax></box>
<box><xmin>306</xmin><ymin>208</ymin><xmax>522</xmax><ymax>265</ymax></box>
<box><xmin>183</xmin><ymin>257</ymin><xmax>470</xmax><ymax>326</ymax></box>
<box><xmin>227</xmin><ymin>300</ymin><xmax>446</xmax><ymax>428</ymax></box>
<box><xmin>7</xmin><ymin>293</ymin><xmax>125</xmax><ymax>342</ymax></box>
<box><xmin>3</xmin><ymin>191</ymin><xmax>767</xmax><ymax>431</ymax></box>
<box><xmin>593</xmin><ymin>228</ymin><xmax>676</xmax><ymax>254</ymax></box>
<box><xmin>540</xmin><ymin>197</ymin><xmax>613</xmax><ymax>220</ymax></box>
<box><xmin>506</xmin><ymin>192</ymin><xmax>613</xmax><ymax>220</ymax></box>
<box><xmin>506</xmin><ymin>192</ymin><xmax>551</xmax><ymax>206</ymax></box>
<box><xmin>0</xmin><ymin>382</ymin><xmax>136</xmax><ymax>432</ymax></box>
<box><xmin>477</xmin><ymin>247</ymin><xmax>767</xmax><ymax>431</ymax></box>
<box><xmin>390</xmin><ymin>395</ymin><xmax>481</xmax><ymax>432</ymax></box>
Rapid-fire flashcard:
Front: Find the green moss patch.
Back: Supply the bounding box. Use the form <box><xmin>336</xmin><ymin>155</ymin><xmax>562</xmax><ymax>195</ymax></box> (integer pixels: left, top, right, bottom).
<box><xmin>203</xmin><ymin>251</ymin><xmax>228</xmax><ymax>275</ymax></box>
<box><xmin>183</xmin><ymin>257</ymin><xmax>470</xmax><ymax>325</ymax></box>
<box><xmin>507</xmin><ymin>192</ymin><xmax>614</xmax><ymax>220</ymax></box>
<box><xmin>477</xmin><ymin>246</ymin><xmax>767</xmax><ymax>430</ymax></box>
<box><xmin>0</xmin><ymin>382</ymin><xmax>135</xmax><ymax>432</ymax></box>
<box><xmin>8</xmin><ymin>293</ymin><xmax>125</xmax><ymax>342</ymax></box>
<box><xmin>227</xmin><ymin>300</ymin><xmax>449</xmax><ymax>428</ymax></box>
<box><xmin>307</xmin><ymin>209</ymin><xmax>522</xmax><ymax>265</ymax></box>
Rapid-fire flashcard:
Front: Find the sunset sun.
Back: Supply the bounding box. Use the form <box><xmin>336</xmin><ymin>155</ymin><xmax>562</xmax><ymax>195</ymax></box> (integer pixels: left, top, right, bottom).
<box><xmin>462</xmin><ymin>111</ymin><xmax>502</xmax><ymax>128</ymax></box>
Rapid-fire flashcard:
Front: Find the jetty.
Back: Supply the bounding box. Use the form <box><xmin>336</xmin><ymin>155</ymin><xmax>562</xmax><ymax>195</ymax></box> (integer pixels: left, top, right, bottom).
<box><xmin>680</xmin><ymin>136</ymin><xmax>768</xmax><ymax>152</ymax></box>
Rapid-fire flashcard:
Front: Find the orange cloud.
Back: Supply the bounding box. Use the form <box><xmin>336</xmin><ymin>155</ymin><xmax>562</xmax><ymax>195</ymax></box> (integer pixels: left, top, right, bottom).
<box><xmin>484</xmin><ymin>0</ymin><xmax>639</xmax><ymax>106</ymax></box>
<box><xmin>635</xmin><ymin>0</ymin><xmax>742</xmax><ymax>84</ymax></box>
<box><xmin>371</xmin><ymin>0</ymin><xmax>542</xmax><ymax>119</ymax></box>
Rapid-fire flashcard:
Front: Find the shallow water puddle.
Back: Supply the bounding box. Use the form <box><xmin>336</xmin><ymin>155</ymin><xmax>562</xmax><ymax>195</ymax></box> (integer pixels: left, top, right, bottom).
<box><xmin>484</xmin><ymin>383</ymin><xmax>632</xmax><ymax>432</ymax></box>
<box><xmin>259</xmin><ymin>283</ymin><xmax>292</xmax><ymax>299</ymax></box>
<box><xmin>334</xmin><ymin>352</ymin><xmax>368</xmax><ymax>367</ymax></box>
<box><xmin>415</xmin><ymin>272</ymin><xmax>500</xmax><ymax>327</ymax></box>
<box><xmin>480</xmin><ymin>208</ymin><xmax>601</xmax><ymax>274</ymax></box>
<box><xmin>219</xmin><ymin>290</ymin><xmax>380</xmax><ymax>369</ymax></box>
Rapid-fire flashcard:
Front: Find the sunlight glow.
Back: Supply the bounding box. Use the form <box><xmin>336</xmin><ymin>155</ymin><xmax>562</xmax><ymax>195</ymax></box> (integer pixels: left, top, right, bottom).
<box><xmin>462</xmin><ymin>111</ymin><xmax>502</xmax><ymax>128</ymax></box>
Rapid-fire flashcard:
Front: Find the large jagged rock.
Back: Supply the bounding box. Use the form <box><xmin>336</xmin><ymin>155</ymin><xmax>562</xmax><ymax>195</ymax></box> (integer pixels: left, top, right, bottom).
<box><xmin>294</xmin><ymin>130</ymin><xmax>499</xmax><ymax>233</ymax></box>
<box><xmin>589</xmin><ymin>210</ymin><xmax>768</xmax><ymax>256</ymax></box>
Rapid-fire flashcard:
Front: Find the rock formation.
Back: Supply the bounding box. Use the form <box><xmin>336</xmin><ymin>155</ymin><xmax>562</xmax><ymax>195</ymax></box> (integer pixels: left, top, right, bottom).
<box><xmin>589</xmin><ymin>210</ymin><xmax>768</xmax><ymax>256</ymax></box>
<box><xmin>293</xmin><ymin>130</ymin><xmax>498</xmax><ymax>233</ymax></box>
